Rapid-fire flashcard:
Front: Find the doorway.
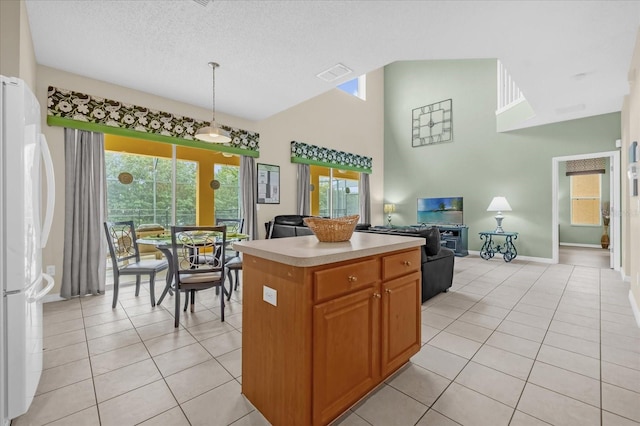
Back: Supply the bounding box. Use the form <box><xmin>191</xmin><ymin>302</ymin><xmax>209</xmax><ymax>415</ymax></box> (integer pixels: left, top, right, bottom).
<box><xmin>552</xmin><ymin>151</ymin><xmax>620</xmax><ymax>269</ymax></box>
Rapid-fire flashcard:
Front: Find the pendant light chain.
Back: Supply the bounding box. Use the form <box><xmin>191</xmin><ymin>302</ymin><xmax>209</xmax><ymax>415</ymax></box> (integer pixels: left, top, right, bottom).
<box><xmin>210</xmin><ymin>61</ymin><xmax>219</xmax><ymax>126</ymax></box>
<box><xmin>194</xmin><ymin>61</ymin><xmax>230</xmax><ymax>143</ymax></box>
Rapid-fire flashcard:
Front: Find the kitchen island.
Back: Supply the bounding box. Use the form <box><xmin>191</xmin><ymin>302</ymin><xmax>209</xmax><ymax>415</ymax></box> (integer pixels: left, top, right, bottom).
<box><xmin>233</xmin><ymin>232</ymin><xmax>424</xmax><ymax>426</ymax></box>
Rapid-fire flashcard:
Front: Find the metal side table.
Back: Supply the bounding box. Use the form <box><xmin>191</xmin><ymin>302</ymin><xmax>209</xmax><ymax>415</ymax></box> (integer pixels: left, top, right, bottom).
<box><xmin>479</xmin><ymin>231</ymin><xmax>518</xmax><ymax>262</ymax></box>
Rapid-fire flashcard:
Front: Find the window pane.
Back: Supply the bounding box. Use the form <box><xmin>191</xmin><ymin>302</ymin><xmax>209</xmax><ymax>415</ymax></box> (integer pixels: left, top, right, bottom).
<box><xmin>571</xmin><ymin>174</ymin><xmax>600</xmax><ymax>197</ymax></box>
<box><xmin>105</xmin><ymin>152</ymin><xmax>174</xmax><ymax>228</ymax></box>
<box><xmin>570</xmin><ymin>174</ymin><xmax>601</xmax><ymax>226</ymax></box>
<box><xmin>319</xmin><ymin>175</ymin><xmax>330</xmax><ymax>217</ymax></box>
<box><xmin>214</xmin><ymin>164</ymin><xmax>240</xmax><ymax>221</ymax></box>
<box><xmin>571</xmin><ymin>199</ymin><xmax>600</xmax><ymax>225</ymax></box>
<box><xmin>310</xmin><ymin>166</ymin><xmax>360</xmax><ymax>218</ymax></box>
<box><xmin>175</xmin><ymin>159</ymin><xmax>197</xmax><ymax>225</ymax></box>
<box><xmin>332</xmin><ymin>177</ymin><xmax>359</xmax><ymax>217</ymax></box>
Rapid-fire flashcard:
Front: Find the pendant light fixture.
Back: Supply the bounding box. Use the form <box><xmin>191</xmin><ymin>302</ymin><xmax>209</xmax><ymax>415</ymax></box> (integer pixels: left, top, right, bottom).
<box><xmin>195</xmin><ymin>62</ymin><xmax>231</xmax><ymax>143</ymax></box>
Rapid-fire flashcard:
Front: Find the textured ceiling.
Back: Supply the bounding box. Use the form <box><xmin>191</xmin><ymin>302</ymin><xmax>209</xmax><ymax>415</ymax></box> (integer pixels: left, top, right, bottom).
<box><xmin>25</xmin><ymin>0</ymin><xmax>640</xmax><ymax>128</ymax></box>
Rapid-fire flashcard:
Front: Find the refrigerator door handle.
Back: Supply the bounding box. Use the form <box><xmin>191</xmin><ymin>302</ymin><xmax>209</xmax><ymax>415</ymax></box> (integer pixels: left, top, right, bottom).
<box><xmin>40</xmin><ymin>134</ymin><xmax>55</xmax><ymax>248</ymax></box>
<box><xmin>26</xmin><ymin>273</ymin><xmax>54</xmax><ymax>303</ymax></box>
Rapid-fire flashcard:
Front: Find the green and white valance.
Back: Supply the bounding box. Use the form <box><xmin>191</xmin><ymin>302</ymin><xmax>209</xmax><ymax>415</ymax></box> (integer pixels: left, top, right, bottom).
<box><xmin>290</xmin><ymin>141</ymin><xmax>372</xmax><ymax>174</ymax></box>
<box><xmin>47</xmin><ymin>86</ymin><xmax>259</xmax><ymax>157</ymax></box>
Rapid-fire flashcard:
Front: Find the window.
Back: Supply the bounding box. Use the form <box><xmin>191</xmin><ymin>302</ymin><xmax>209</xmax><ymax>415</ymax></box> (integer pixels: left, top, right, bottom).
<box><xmin>312</xmin><ymin>166</ymin><xmax>359</xmax><ymax>218</ymax></box>
<box><xmin>337</xmin><ymin>75</ymin><xmax>366</xmax><ymax>100</ymax></box>
<box><xmin>570</xmin><ymin>174</ymin><xmax>601</xmax><ymax>226</ymax></box>
<box><xmin>105</xmin><ymin>152</ymin><xmax>196</xmax><ymax>228</ymax></box>
<box><xmin>104</xmin><ymin>134</ymin><xmax>240</xmax><ymax>228</ymax></box>
<box><xmin>213</xmin><ymin>164</ymin><xmax>240</xmax><ymax>221</ymax></box>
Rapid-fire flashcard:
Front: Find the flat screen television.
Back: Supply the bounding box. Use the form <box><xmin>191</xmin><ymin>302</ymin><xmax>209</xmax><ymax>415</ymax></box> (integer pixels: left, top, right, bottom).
<box><xmin>417</xmin><ymin>196</ymin><xmax>463</xmax><ymax>225</ymax></box>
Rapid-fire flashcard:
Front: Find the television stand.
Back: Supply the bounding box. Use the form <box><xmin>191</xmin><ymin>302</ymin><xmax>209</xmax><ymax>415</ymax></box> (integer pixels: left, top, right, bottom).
<box><xmin>417</xmin><ymin>224</ymin><xmax>468</xmax><ymax>256</ymax></box>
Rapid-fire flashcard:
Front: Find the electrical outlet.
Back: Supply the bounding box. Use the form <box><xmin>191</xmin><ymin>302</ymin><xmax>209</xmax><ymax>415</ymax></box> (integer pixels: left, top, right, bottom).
<box><xmin>263</xmin><ymin>285</ymin><xmax>277</xmax><ymax>306</ymax></box>
<box><xmin>46</xmin><ymin>265</ymin><xmax>55</xmax><ymax>276</ymax></box>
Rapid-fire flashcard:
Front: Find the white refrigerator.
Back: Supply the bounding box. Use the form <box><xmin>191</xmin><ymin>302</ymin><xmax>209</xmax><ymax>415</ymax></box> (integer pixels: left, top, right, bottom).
<box><xmin>0</xmin><ymin>76</ymin><xmax>55</xmax><ymax>424</ymax></box>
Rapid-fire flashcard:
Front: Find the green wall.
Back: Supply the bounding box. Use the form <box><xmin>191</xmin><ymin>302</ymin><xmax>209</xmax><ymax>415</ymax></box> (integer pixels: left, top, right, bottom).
<box><xmin>558</xmin><ymin>159</ymin><xmax>610</xmax><ymax>246</ymax></box>
<box><xmin>384</xmin><ymin>59</ymin><xmax>621</xmax><ymax>259</ymax></box>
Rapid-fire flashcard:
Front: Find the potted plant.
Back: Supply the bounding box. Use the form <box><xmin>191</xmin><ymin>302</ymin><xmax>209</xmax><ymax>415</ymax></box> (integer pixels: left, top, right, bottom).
<box><xmin>601</xmin><ymin>202</ymin><xmax>610</xmax><ymax>249</ymax></box>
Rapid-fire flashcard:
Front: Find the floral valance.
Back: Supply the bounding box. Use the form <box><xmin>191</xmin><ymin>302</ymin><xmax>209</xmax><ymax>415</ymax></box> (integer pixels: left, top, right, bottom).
<box><xmin>47</xmin><ymin>86</ymin><xmax>259</xmax><ymax>157</ymax></box>
<box><xmin>290</xmin><ymin>141</ymin><xmax>372</xmax><ymax>174</ymax></box>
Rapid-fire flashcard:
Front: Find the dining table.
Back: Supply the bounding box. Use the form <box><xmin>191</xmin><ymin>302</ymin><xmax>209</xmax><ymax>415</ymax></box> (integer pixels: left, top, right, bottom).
<box><xmin>136</xmin><ymin>231</ymin><xmax>249</xmax><ymax>306</ymax></box>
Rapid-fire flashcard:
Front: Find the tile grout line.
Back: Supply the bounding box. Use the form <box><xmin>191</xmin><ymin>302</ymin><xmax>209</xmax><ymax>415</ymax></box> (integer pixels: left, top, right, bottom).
<box><xmin>599</xmin><ymin>267</ymin><xmax>603</xmax><ymax>426</ymax></box>
<box><xmin>416</xmin><ymin>260</ymin><xmax>543</xmax><ymax>425</ymax></box>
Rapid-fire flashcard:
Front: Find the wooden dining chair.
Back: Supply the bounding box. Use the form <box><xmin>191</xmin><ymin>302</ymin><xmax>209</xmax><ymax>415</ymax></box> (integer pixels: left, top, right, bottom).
<box><xmin>103</xmin><ymin>221</ymin><xmax>169</xmax><ymax>309</ymax></box>
<box><xmin>170</xmin><ymin>225</ymin><xmax>229</xmax><ymax>327</ymax></box>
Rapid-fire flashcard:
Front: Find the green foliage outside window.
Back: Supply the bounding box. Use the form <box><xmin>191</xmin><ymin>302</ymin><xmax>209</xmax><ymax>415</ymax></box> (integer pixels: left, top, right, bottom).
<box><xmin>214</xmin><ymin>164</ymin><xmax>240</xmax><ymax>220</ymax></box>
<box><xmin>105</xmin><ymin>152</ymin><xmax>197</xmax><ymax>227</ymax></box>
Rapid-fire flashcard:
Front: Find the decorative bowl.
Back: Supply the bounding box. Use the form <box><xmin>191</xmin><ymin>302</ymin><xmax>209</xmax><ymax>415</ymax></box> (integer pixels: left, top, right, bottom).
<box><xmin>303</xmin><ymin>215</ymin><xmax>360</xmax><ymax>242</ymax></box>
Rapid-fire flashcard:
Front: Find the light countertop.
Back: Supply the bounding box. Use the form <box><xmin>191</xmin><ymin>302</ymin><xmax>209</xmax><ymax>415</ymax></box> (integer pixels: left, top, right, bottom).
<box><xmin>232</xmin><ymin>232</ymin><xmax>424</xmax><ymax>267</ymax></box>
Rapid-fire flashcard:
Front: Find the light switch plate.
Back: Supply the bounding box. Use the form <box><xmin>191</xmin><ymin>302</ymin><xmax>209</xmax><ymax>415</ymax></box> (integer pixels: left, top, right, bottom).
<box><xmin>263</xmin><ymin>286</ymin><xmax>277</xmax><ymax>306</ymax></box>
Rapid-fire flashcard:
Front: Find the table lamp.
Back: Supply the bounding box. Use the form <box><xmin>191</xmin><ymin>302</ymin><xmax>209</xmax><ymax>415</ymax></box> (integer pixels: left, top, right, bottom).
<box><xmin>487</xmin><ymin>196</ymin><xmax>512</xmax><ymax>233</ymax></box>
<box><xmin>383</xmin><ymin>203</ymin><xmax>396</xmax><ymax>227</ymax></box>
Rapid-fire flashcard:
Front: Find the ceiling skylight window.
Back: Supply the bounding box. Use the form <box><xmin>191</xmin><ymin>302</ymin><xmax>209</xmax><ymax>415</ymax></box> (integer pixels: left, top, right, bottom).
<box><xmin>338</xmin><ymin>75</ymin><xmax>366</xmax><ymax>101</ymax></box>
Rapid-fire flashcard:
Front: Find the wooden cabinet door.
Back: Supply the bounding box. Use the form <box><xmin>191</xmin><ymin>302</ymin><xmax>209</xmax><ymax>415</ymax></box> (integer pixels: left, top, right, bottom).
<box><xmin>380</xmin><ymin>272</ymin><xmax>421</xmax><ymax>377</ymax></box>
<box><xmin>312</xmin><ymin>286</ymin><xmax>380</xmax><ymax>426</ymax></box>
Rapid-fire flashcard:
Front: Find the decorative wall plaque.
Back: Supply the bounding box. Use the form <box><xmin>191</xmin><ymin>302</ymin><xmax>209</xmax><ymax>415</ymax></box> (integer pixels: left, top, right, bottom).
<box><xmin>118</xmin><ymin>172</ymin><xmax>133</xmax><ymax>184</ymax></box>
<box><xmin>412</xmin><ymin>99</ymin><xmax>453</xmax><ymax>147</ymax></box>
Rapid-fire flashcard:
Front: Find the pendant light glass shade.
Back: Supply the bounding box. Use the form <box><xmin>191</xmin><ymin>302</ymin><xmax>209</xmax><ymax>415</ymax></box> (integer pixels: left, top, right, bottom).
<box><xmin>195</xmin><ymin>125</ymin><xmax>231</xmax><ymax>143</ymax></box>
<box><xmin>195</xmin><ymin>62</ymin><xmax>231</xmax><ymax>143</ymax></box>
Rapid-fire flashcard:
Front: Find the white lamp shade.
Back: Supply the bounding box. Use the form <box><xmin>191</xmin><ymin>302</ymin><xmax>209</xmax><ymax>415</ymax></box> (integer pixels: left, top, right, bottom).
<box><xmin>487</xmin><ymin>196</ymin><xmax>512</xmax><ymax>212</ymax></box>
<box><xmin>384</xmin><ymin>203</ymin><xmax>396</xmax><ymax>214</ymax></box>
<box><xmin>195</xmin><ymin>125</ymin><xmax>231</xmax><ymax>143</ymax></box>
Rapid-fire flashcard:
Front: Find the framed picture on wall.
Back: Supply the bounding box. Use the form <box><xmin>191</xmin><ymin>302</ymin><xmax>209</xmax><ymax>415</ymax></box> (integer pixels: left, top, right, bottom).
<box><xmin>257</xmin><ymin>163</ymin><xmax>280</xmax><ymax>204</ymax></box>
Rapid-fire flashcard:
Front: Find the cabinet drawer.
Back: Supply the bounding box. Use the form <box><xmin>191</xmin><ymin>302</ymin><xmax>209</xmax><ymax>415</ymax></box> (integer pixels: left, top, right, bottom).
<box><xmin>314</xmin><ymin>259</ymin><xmax>379</xmax><ymax>302</ymax></box>
<box><xmin>382</xmin><ymin>249</ymin><xmax>421</xmax><ymax>281</ymax></box>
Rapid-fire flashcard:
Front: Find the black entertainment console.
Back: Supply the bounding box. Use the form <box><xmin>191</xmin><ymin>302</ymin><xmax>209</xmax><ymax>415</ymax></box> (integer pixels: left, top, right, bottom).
<box><xmin>414</xmin><ymin>224</ymin><xmax>468</xmax><ymax>257</ymax></box>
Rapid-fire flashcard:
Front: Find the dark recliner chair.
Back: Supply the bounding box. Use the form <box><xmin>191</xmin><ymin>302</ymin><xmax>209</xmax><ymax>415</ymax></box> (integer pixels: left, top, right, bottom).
<box><xmin>266</xmin><ymin>215</ymin><xmax>315</xmax><ymax>238</ymax></box>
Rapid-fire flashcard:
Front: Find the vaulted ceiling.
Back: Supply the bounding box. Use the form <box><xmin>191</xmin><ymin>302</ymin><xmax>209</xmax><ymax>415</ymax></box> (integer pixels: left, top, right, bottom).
<box><xmin>25</xmin><ymin>1</ymin><xmax>640</xmax><ymax>128</ymax></box>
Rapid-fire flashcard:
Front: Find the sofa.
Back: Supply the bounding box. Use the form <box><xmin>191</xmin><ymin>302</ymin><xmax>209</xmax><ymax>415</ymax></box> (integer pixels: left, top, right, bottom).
<box><xmin>357</xmin><ymin>226</ymin><xmax>455</xmax><ymax>303</ymax></box>
<box><xmin>266</xmin><ymin>215</ymin><xmax>316</xmax><ymax>238</ymax></box>
<box><xmin>266</xmin><ymin>215</ymin><xmax>371</xmax><ymax>239</ymax></box>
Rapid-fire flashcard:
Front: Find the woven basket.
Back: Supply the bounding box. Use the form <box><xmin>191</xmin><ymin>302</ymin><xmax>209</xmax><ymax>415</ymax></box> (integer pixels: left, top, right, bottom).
<box><xmin>303</xmin><ymin>215</ymin><xmax>360</xmax><ymax>242</ymax></box>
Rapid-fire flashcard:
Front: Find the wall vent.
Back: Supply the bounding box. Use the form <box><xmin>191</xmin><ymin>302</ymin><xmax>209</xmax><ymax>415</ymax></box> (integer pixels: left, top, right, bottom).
<box><xmin>191</xmin><ymin>0</ymin><xmax>211</xmax><ymax>6</ymax></box>
<box><xmin>316</xmin><ymin>63</ymin><xmax>352</xmax><ymax>82</ymax></box>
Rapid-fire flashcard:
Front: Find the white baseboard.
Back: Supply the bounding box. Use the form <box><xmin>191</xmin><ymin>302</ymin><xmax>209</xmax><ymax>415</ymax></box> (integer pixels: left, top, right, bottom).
<box><xmin>42</xmin><ymin>293</ymin><xmax>66</xmax><ymax>303</ymax></box>
<box><xmin>620</xmin><ymin>267</ymin><xmax>631</xmax><ymax>282</ymax></box>
<box><xmin>467</xmin><ymin>251</ymin><xmax>554</xmax><ymax>264</ymax></box>
<box><xmin>559</xmin><ymin>243</ymin><xmax>603</xmax><ymax>249</ymax></box>
<box><xmin>629</xmin><ymin>290</ymin><xmax>640</xmax><ymax>328</ymax></box>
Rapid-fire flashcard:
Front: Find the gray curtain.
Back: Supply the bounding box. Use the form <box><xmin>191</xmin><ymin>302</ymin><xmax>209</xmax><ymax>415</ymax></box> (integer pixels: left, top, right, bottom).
<box><xmin>61</xmin><ymin>129</ymin><xmax>106</xmax><ymax>298</ymax></box>
<box><xmin>359</xmin><ymin>173</ymin><xmax>371</xmax><ymax>224</ymax></box>
<box><xmin>296</xmin><ymin>164</ymin><xmax>310</xmax><ymax>216</ymax></box>
<box><xmin>240</xmin><ymin>156</ymin><xmax>258</xmax><ymax>240</ymax></box>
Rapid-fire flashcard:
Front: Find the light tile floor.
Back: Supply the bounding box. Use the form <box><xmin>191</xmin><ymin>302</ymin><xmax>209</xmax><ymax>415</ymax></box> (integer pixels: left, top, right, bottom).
<box><xmin>14</xmin><ymin>254</ymin><xmax>640</xmax><ymax>426</ymax></box>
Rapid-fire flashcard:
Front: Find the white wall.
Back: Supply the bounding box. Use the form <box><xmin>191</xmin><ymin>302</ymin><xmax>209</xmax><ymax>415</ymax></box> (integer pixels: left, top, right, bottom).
<box><xmin>256</xmin><ymin>68</ymin><xmax>385</xmax><ymax>238</ymax></box>
<box><xmin>622</xmin><ymin>29</ymin><xmax>640</xmax><ymax>316</ymax></box>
